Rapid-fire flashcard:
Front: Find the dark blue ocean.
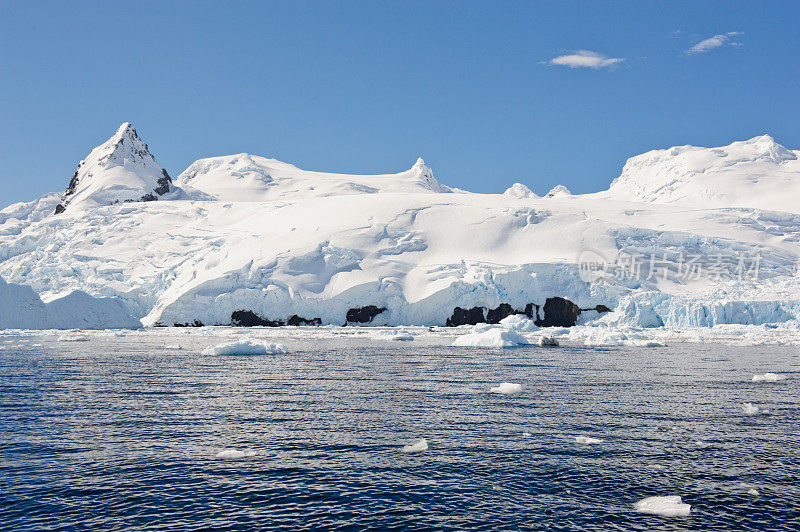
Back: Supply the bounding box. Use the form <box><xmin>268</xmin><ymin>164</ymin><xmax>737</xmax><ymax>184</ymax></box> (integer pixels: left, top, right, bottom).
<box><xmin>1</xmin><ymin>329</ymin><xmax>798</xmax><ymax>531</ymax></box>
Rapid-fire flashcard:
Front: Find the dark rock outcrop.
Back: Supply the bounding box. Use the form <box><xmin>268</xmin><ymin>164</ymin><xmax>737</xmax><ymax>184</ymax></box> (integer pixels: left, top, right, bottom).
<box><xmin>346</xmin><ymin>305</ymin><xmax>387</xmax><ymax>324</ymax></box>
<box><xmin>174</xmin><ymin>319</ymin><xmax>204</xmax><ymax>327</ymax></box>
<box><xmin>445</xmin><ymin>298</ymin><xmax>600</xmax><ymax>328</ymax></box>
<box><xmin>287</xmin><ymin>315</ymin><xmax>322</xmax><ymax>326</ymax></box>
<box><xmin>536</xmin><ymin>297</ymin><xmax>582</xmax><ymax>327</ymax></box>
<box><xmin>231</xmin><ymin>310</ymin><xmax>283</xmax><ymax>327</ymax></box>
<box><xmin>486</xmin><ymin>303</ymin><xmax>520</xmax><ymax>324</ymax></box>
<box><xmin>154</xmin><ymin>169</ymin><xmax>172</xmax><ymax>195</ymax></box>
<box><xmin>446</xmin><ymin>306</ymin><xmax>487</xmax><ymax>327</ymax></box>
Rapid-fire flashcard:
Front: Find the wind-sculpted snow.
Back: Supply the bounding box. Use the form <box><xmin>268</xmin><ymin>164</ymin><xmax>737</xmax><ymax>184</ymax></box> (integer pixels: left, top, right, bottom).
<box><xmin>606</xmin><ymin>135</ymin><xmax>800</xmax><ymax>213</ymax></box>
<box><xmin>177</xmin><ymin>154</ymin><xmax>450</xmax><ymax>201</ymax></box>
<box><xmin>1</xmin><ymin>126</ymin><xmax>799</xmax><ymax>329</ymax></box>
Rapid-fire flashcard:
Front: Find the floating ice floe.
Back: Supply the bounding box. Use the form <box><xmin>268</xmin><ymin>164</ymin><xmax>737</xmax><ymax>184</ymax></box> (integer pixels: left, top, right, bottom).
<box><xmin>370</xmin><ymin>330</ymin><xmax>415</xmax><ymax>341</ymax></box>
<box><xmin>574</xmin><ymin>436</ymin><xmax>604</xmax><ymax>445</ymax></box>
<box><xmin>538</xmin><ymin>335</ymin><xmax>559</xmax><ymax>347</ymax></box>
<box><xmin>215</xmin><ymin>449</ymin><xmax>257</xmax><ymax>459</ymax></box>
<box><xmin>203</xmin><ymin>337</ymin><xmax>289</xmax><ymax>356</ymax></box>
<box><xmin>453</xmin><ymin>325</ymin><xmax>530</xmax><ymax>347</ymax></box>
<box><xmin>747</xmin><ymin>488</ymin><xmax>760</xmax><ymax>496</ymax></box>
<box><xmin>752</xmin><ymin>372</ymin><xmax>787</xmax><ymax>382</ymax></box>
<box><xmin>741</xmin><ymin>403</ymin><xmax>765</xmax><ymax>416</ymax></box>
<box><xmin>499</xmin><ymin>314</ymin><xmax>539</xmax><ymax>332</ymax></box>
<box><xmin>634</xmin><ymin>496</ymin><xmax>691</xmax><ymax>517</ymax></box>
<box><xmin>490</xmin><ymin>382</ymin><xmax>522</xmax><ymax>394</ymax></box>
<box><xmin>400</xmin><ymin>438</ymin><xmax>428</xmax><ymax>454</ymax></box>
<box><xmin>57</xmin><ymin>334</ymin><xmax>90</xmax><ymax>342</ymax></box>
<box><xmin>522</xmin><ymin>432</ymin><xmax>532</xmax><ymax>437</ymax></box>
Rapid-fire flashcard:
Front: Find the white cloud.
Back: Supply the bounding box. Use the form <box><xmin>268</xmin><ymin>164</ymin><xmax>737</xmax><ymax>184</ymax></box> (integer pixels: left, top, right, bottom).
<box><xmin>686</xmin><ymin>31</ymin><xmax>743</xmax><ymax>54</ymax></box>
<box><xmin>546</xmin><ymin>50</ymin><xmax>625</xmax><ymax>69</ymax></box>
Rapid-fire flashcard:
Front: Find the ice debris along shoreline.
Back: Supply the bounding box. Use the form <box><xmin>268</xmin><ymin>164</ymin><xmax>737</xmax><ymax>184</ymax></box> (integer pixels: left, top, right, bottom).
<box><xmin>2</xmin><ymin>124</ymin><xmax>800</xmax><ymax>330</ymax></box>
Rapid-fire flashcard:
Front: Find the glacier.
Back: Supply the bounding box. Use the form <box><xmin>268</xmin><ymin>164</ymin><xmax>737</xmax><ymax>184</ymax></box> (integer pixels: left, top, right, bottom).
<box><xmin>1</xmin><ymin>123</ymin><xmax>798</xmax><ymax>330</ymax></box>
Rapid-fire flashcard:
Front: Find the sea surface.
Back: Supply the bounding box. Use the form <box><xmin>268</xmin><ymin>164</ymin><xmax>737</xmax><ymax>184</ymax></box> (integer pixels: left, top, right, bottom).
<box><xmin>0</xmin><ymin>328</ymin><xmax>798</xmax><ymax>531</ymax></box>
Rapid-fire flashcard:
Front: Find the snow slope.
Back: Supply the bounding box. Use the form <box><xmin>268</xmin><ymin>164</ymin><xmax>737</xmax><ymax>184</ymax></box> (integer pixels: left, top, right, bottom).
<box><xmin>605</xmin><ymin>135</ymin><xmax>800</xmax><ymax>213</ymax></box>
<box><xmin>177</xmin><ymin>155</ymin><xmax>449</xmax><ymax>202</ymax></box>
<box><xmin>0</xmin><ymin>276</ymin><xmax>139</xmax><ymax>329</ymax></box>
<box><xmin>1</xmin><ymin>126</ymin><xmax>798</xmax><ymax>329</ymax></box>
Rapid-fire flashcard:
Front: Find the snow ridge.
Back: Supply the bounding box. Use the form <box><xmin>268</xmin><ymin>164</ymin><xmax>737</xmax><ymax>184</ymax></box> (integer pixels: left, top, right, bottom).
<box><xmin>54</xmin><ymin>123</ymin><xmax>183</xmax><ymax>214</ymax></box>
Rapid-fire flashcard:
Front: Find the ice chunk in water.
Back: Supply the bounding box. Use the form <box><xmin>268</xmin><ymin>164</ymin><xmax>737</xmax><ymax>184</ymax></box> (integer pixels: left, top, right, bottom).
<box><xmin>742</xmin><ymin>403</ymin><xmax>763</xmax><ymax>416</ymax></box>
<box><xmin>215</xmin><ymin>449</ymin><xmax>256</xmax><ymax>459</ymax></box>
<box><xmin>499</xmin><ymin>314</ymin><xmax>538</xmax><ymax>332</ymax></box>
<box><xmin>490</xmin><ymin>382</ymin><xmax>522</xmax><ymax>394</ymax></box>
<box><xmin>400</xmin><ymin>438</ymin><xmax>428</xmax><ymax>454</ymax></box>
<box><xmin>634</xmin><ymin>496</ymin><xmax>691</xmax><ymax>517</ymax></box>
<box><xmin>574</xmin><ymin>436</ymin><xmax>604</xmax><ymax>444</ymax></box>
<box><xmin>453</xmin><ymin>327</ymin><xmax>529</xmax><ymax>347</ymax></box>
<box><xmin>752</xmin><ymin>372</ymin><xmax>786</xmax><ymax>382</ymax></box>
<box><xmin>538</xmin><ymin>335</ymin><xmax>559</xmax><ymax>347</ymax></box>
<box><xmin>203</xmin><ymin>337</ymin><xmax>289</xmax><ymax>356</ymax></box>
<box><xmin>58</xmin><ymin>334</ymin><xmax>90</xmax><ymax>342</ymax></box>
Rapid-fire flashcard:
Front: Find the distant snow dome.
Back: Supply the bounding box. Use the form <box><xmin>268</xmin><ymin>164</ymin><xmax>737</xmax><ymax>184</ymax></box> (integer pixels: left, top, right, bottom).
<box><xmin>545</xmin><ymin>184</ymin><xmax>571</xmax><ymax>198</ymax></box>
<box><xmin>503</xmin><ymin>183</ymin><xmax>538</xmax><ymax>198</ymax></box>
<box><xmin>177</xmin><ymin>154</ymin><xmax>451</xmax><ymax>202</ymax></box>
<box><xmin>606</xmin><ymin>135</ymin><xmax>800</xmax><ymax>213</ymax></box>
<box><xmin>54</xmin><ymin>123</ymin><xmax>186</xmax><ymax>214</ymax></box>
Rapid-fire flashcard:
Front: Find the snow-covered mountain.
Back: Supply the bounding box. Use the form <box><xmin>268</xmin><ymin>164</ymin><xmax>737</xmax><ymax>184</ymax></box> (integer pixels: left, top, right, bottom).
<box><xmin>53</xmin><ymin>122</ymin><xmax>185</xmax><ymax>214</ymax></box>
<box><xmin>177</xmin><ymin>154</ymin><xmax>449</xmax><ymax>201</ymax></box>
<box><xmin>605</xmin><ymin>135</ymin><xmax>800</xmax><ymax>212</ymax></box>
<box><xmin>1</xmin><ymin>125</ymin><xmax>798</xmax><ymax>329</ymax></box>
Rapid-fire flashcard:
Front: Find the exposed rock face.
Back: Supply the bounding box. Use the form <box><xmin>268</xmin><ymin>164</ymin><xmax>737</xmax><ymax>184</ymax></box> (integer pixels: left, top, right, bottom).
<box><xmin>446</xmin><ymin>306</ymin><xmax>487</xmax><ymax>327</ymax></box>
<box><xmin>287</xmin><ymin>315</ymin><xmax>322</xmax><ymax>326</ymax></box>
<box><xmin>445</xmin><ymin>298</ymin><xmax>590</xmax><ymax>328</ymax></box>
<box><xmin>231</xmin><ymin>310</ymin><xmax>282</xmax><ymax>327</ymax></box>
<box><xmin>174</xmin><ymin>319</ymin><xmax>204</xmax><ymax>327</ymax></box>
<box><xmin>485</xmin><ymin>303</ymin><xmax>521</xmax><ymax>324</ymax></box>
<box><xmin>54</xmin><ymin>123</ymin><xmax>183</xmax><ymax>214</ymax></box>
<box><xmin>346</xmin><ymin>305</ymin><xmax>387</xmax><ymax>324</ymax></box>
<box><xmin>537</xmin><ymin>297</ymin><xmax>582</xmax><ymax>327</ymax></box>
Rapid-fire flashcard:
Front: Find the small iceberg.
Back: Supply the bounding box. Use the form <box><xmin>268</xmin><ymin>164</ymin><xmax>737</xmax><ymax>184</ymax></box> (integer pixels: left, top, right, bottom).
<box><xmin>634</xmin><ymin>496</ymin><xmax>691</xmax><ymax>517</ymax></box>
<box><xmin>747</xmin><ymin>488</ymin><xmax>760</xmax><ymax>496</ymax></box>
<box><xmin>58</xmin><ymin>334</ymin><xmax>90</xmax><ymax>342</ymax></box>
<box><xmin>203</xmin><ymin>337</ymin><xmax>289</xmax><ymax>356</ymax></box>
<box><xmin>742</xmin><ymin>403</ymin><xmax>764</xmax><ymax>416</ymax></box>
<box><xmin>215</xmin><ymin>449</ymin><xmax>257</xmax><ymax>459</ymax></box>
<box><xmin>400</xmin><ymin>438</ymin><xmax>428</xmax><ymax>454</ymax></box>
<box><xmin>499</xmin><ymin>314</ymin><xmax>538</xmax><ymax>332</ymax></box>
<box><xmin>752</xmin><ymin>372</ymin><xmax>786</xmax><ymax>382</ymax></box>
<box><xmin>453</xmin><ymin>325</ymin><xmax>529</xmax><ymax>347</ymax></box>
<box><xmin>370</xmin><ymin>330</ymin><xmax>415</xmax><ymax>341</ymax></box>
<box><xmin>490</xmin><ymin>382</ymin><xmax>522</xmax><ymax>395</ymax></box>
<box><xmin>574</xmin><ymin>436</ymin><xmax>604</xmax><ymax>445</ymax></box>
<box><xmin>538</xmin><ymin>335</ymin><xmax>559</xmax><ymax>347</ymax></box>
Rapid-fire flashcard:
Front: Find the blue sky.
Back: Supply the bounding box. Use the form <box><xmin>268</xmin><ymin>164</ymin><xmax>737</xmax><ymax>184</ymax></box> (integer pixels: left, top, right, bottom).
<box><xmin>2</xmin><ymin>0</ymin><xmax>799</xmax><ymax>205</ymax></box>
